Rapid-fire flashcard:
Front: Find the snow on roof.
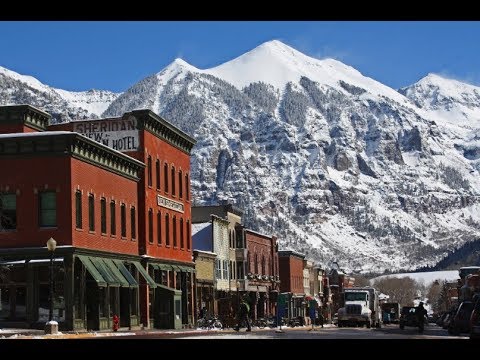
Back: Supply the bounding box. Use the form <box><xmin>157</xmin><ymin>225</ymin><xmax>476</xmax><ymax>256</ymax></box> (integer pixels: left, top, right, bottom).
<box><xmin>0</xmin><ymin>131</ymin><xmax>73</xmax><ymax>139</ymax></box>
<box><xmin>371</xmin><ymin>270</ymin><xmax>460</xmax><ymax>287</ymax></box>
<box><xmin>191</xmin><ymin>222</ymin><xmax>212</xmax><ymax>252</ymax></box>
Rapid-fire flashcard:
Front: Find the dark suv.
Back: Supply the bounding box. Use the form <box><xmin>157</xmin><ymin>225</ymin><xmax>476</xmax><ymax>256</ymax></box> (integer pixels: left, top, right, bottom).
<box><xmin>399</xmin><ymin>306</ymin><xmax>424</xmax><ymax>330</ymax></box>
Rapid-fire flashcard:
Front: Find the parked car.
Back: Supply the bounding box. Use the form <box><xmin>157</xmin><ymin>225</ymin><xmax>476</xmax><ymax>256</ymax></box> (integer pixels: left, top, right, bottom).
<box><xmin>470</xmin><ymin>297</ymin><xmax>480</xmax><ymax>339</ymax></box>
<box><xmin>448</xmin><ymin>301</ymin><xmax>474</xmax><ymax>335</ymax></box>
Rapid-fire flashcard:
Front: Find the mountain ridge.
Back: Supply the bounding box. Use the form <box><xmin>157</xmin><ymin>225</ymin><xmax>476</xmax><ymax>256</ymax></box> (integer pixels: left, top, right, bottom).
<box><xmin>2</xmin><ymin>40</ymin><xmax>480</xmax><ymax>274</ymax></box>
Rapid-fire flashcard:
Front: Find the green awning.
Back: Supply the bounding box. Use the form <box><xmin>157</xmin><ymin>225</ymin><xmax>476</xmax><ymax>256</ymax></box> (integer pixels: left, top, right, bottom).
<box><xmin>149</xmin><ymin>263</ymin><xmax>161</xmax><ymax>271</ymax></box>
<box><xmin>177</xmin><ymin>265</ymin><xmax>195</xmax><ymax>273</ymax></box>
<box><xmin>90</xmin><ymin>257</ymin><xmax>120</xmax><ymax>287</ymax></box>
<box><xmin>157</xmin><ymin>264</ymin><xmax>173</xmax><ymax>271</ymax></box>
<box><xmin>103</xmin><ymin>258</ymin><xmax>134</xmax><ymax>288</ymax></box>
<box><xmin>77</xmin><ymin>255</ymin><xmax>107</xmax><ymax>287</ymax></box>
<box><xmin>113</xmin><ymin>259</ymin><xmax>138</xmax><ymax>287</ymax></box>
<box><xmin>155</xmin><ymin>283</ymin><xmax>182</xmax><ymax>295</ymax></box>
<box><xmin>171</xmin><ymin>265</ymin><xmax>182</xmax><ymax>272</ymax></box>
<box><xmin>132</xmin><ymin>261</ymin><xmax>157</xmax><ymax>288</ymax></box>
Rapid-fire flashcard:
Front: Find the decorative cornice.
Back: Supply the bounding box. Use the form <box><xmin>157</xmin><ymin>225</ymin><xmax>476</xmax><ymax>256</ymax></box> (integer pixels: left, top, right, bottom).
<box><xmin>126</xmin><ymin>110</ymin><xmax>196</xmax><ymax>155</ymax></box>
<box><xmin>0</xmin><ymin>105</ymin><xmax>51</xmax><ymax>131</ymax></box>
<box><xmin>0</xmin><ymin>132</ymin><xmax>145</xmax><ymax>181</ymax></box>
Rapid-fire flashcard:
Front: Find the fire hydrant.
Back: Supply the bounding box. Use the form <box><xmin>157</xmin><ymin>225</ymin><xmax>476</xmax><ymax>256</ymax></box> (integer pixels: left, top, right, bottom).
<box><xmin>112</xmin><ymin>314</ymin><xmax>119</xmax><ymax>332</ymax></box>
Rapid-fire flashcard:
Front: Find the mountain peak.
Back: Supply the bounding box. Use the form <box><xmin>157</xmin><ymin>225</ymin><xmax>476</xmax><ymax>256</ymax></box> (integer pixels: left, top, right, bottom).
<box><xmin>155</xmin><ymin>58</ymin><xmax>199</xmax><ymax>85</ymax></box>
<box><xmin>203</xmin><ymin>40</ymin><xmax>406</xmax><ymax>103</ymax></box>
<box><xmin>415</xmin><ymin>72</ymin><xmax>479</xmax><ymax>90</ymax></box>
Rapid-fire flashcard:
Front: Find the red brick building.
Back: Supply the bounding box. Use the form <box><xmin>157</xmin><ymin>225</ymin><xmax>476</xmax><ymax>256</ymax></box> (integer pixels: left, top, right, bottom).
<box><xmin>243</xmin><ymin>229</ymin><xmax>279</xmax><ymax>321</ymax></box>
<box><xmin>278</xmin><ymin>250</ymin><xmax>306</xmax><ymax>322</ymax></box>
<box><xmin>0</xmin><ymin>105</ymin><xmax>196</xmax><ymax>331</ymax></box>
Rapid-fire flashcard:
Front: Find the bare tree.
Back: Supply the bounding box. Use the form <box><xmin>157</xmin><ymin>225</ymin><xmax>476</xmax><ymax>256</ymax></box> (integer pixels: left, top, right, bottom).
<box><xmin>426</xmin><ymin>280</ymin><xmax>442</xmax><ymax>313</ymax></box>
<box><xmin>353</xmin><ymin>274</ymin><xmax>371</xmax><ymax>287</ymax></box>
<box><xmin>372</xmin><ymin>276</ymin><xmax>419</xmax><ymax>306</ymax></box>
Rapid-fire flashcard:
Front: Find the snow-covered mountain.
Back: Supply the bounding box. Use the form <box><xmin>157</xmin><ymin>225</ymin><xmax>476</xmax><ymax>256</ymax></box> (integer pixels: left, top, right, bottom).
<box><xmin>0</xmin><ymin>66</ymin><xmax>120</xmax><ymax>122</ymax></box>
<box><xmin>2</xmin><ymin>40</ymin><xmax>480</xmax><ymax>274</ymax></box>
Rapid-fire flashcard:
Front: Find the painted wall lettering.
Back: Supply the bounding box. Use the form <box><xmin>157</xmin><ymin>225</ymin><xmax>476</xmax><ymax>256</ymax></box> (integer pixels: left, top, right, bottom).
<box><xmin>74</xmin><ymin>118</ymin><xmax>139</xmax><ymax>151</ymax></box>
<box><xmin>157</xmin><ymin>195</ymin><xmax>184</xmax><ymax>213</ymax></box>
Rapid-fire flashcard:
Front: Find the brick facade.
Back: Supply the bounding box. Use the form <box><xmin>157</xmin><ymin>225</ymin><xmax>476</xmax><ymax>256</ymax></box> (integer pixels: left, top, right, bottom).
<box><xmin>0</xmin><ymin>105</ymin><xmax>196</xmax><ymax>331</ymax></box>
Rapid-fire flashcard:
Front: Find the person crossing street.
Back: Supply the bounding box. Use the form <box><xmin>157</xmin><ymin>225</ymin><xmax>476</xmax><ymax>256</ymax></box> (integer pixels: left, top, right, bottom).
<box><xmin>234</xmin><ymin>294</ymin><xmax>251</xmax><ymax>332</ymax></box>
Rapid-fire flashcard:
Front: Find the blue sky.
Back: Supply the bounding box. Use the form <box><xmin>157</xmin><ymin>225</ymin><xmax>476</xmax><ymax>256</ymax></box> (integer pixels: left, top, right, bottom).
<box><xmin>1</xmin><ymin>21</ymin><xmax>479</xmax><ymax>92</ymax></box>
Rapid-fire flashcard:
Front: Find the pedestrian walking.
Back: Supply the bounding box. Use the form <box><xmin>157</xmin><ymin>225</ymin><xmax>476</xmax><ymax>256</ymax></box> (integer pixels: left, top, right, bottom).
<box><xmin>234</xmin><ymin>294</ymin><xmax>251</xmax><ymax>332</ymax></box>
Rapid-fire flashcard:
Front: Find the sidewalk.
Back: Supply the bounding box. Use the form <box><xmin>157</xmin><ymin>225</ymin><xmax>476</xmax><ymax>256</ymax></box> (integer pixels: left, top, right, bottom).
<box><xmin>0</xmin><ymin>324</ymin><xmax>335</xmax><ymax>339</ymax></box>
<box><xmin>0</xmin><ymin>326</ymin><xmax>233</xmax><ymax>339</ymax></box>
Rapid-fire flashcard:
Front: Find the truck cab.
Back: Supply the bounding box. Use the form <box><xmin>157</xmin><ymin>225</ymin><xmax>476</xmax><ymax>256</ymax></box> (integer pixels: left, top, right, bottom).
<box><xmin>337</xmin><ymin>290</ymin><xmax>372</xmax><ymax>328</ymax></box>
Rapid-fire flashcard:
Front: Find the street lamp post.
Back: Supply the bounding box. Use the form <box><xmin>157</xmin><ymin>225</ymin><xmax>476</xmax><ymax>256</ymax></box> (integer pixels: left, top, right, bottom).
<box><xmin>45</xmin><ymin>237</ymin><xmax>58</xmax><ymax>334</ymax></box>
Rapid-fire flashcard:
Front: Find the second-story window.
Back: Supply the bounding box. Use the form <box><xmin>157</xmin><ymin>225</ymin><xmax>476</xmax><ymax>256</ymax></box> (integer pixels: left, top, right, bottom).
<box><xmin>180</xmin><ymin>218</ymin><xmax>184</xmax><ymax>249</ymax></box>
<box><xmin>172</xmin><ymin>216</ymin><xmax>177</xmax><ymax>247</ymax></box>
<box><xmin>39</xmin><ymin>191</ymin><xmax>57</xmax><ymax>228</ymax></box>
<box><xmin>156</xmin><ymin>159</ymin><xmax>160</xmax><ymax>190</ymax></box>
<box><xmin>121</xmin><ymin>203</ymin><xmax>126</xmax><ymax>238</ymax></box>
<box><xmin>185</xmin><ymin>173</ymin><xmax>189</xmax><ymax>201</ymax></box>
<box><xmin>165</xmin><ymin>213</ymin><xmax>170</xmax><ymax>246</ymax></box>
<box><xmin>88</xmin><ymin>194</ymin><xmax>95</xmax><ymax>232</ymax></box>
<box><xmin>186</xmin><ymin>220</ymin><xmax>190</xmax><ymax>250</ymax></box>
<box><xmin>147</xmin><ymin>156</ymin><xmax>152</xmax><ymax>187</ymax></box>
<box><xmin>131</xmin><ymin>207</ymin><xmax>136</xmax><ymax>240</ymax></box>
<box><xmin>216</xmin><ymin>259</ymin><xmax>221</xmax><ymax>279</ymax></box>
<box><xmin>110</xmin><ymin>200</ymin><xmax>116</xmax><ymax>236</ymax></box>
<box><xmin>223</xmin><ymin>260</ymin><xmax>228</xmax><ymax>279</ymax></box>
<box><xmin>100</xmin><ymin>197</ymin><xmax>106</xmax><ymax>234</ymax></box>
<box><xmin>157</xmin><ymin>211</ymin><xmax>162</xmax><ymax>245</ymax></box>
<box><xmin>0</xmin><ymin>193</ymin><xmax>17</xmax><ymax>231</ymax></box>
<box><xmin>171</xmin><ymin>166</ymin><xmax>176</xmax><ymax>196</ymax></box>
<box><xmin>178</xmin><ymin>170</ymin><xmax>183</xmax><ymax>199</ymax></box>
<box><xmin>148</xmin><ymin>209</ymin><xmax>153</xmax><ymax>244</ymax></box>
<box><xmin>75</xmin><ymin>191</ymin><xmax>82</xmax><ymax>229</ymax></box>
<box><xmin>164</xmin><ymin>163</ymin><xmax>168</xmax><ymax>193</ymax></box>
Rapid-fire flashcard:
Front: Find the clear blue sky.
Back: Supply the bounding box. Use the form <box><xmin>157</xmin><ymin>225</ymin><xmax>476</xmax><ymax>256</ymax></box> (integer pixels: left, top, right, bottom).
<box><xmin>1</xmin><ymin>21</ymin><xmax>479</xmax><ymax>93</ymax></box>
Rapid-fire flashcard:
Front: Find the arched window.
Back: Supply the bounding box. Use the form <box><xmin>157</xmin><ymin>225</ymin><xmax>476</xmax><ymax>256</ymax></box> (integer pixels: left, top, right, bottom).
<box><xmin>173</xmin><ymin>215</ymin><xmax>177</xmax><ymax>247</ymax></box>
<box><xmin>164</xmin><ymin>163</ymin><xmax>168</xmax><ymax>193</ymax></box>
<box><xmin>185</xmin><ymin>173</ymin><xmax>189</xmax><ymax>200</ymax></box>
<box><xmin>157</xmin><ymin>211</ymin><xmax>162</xmax><ymax>245</ymax></box>
<box><xmin>180</xmin><ymin>217</ymin><xmax>184</xmax><ymax>249</ymax></box>
<box><xmin>261</xmin><ymin>255</ymin><xmax>266</xmax><ymax>275</ymax></box>
<box><xmin>147</xmin><ymin>156</ymin><xmax>152</xmax><ymax>187</ymax></box>
<box><xmin>171</xmin><ymin>166</ymin><xmax>176</xmax><ymax>196</ymax></box>
<box><xmin>254</xmin><ymin>254</ymin><xmax>258</xmax><ymax>274</ymax></box>
<box><xmin>165</xmin><ymin>213</ymin><xmax>170</xmax><ymax>246</ymax></box>
<box><xmin>155</xmin><ymin>159</ymin><xmax>160</xmax><ymax>190</ymax></box>
<box><xmin>186</xmin><ymin>220</ymin><xmax>191</xmax><ymax>250</ymax></box>
<box><xmin>178</xmin><ymin>170</ymin><xmax>183</xmax><ymax>198</ymax></box>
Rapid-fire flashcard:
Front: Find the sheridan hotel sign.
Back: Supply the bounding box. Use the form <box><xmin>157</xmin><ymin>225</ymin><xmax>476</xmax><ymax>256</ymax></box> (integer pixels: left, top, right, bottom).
<box><xmin>157</xmin><ymin>195</ymin><xmax>184</xmax><ymax>213</ymax></box>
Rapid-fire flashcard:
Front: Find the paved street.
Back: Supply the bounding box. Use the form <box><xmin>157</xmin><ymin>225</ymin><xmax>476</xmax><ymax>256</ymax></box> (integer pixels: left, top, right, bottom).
<box><xmin>90</xmin><ymin>323</ymin><xmax>468</xmax><ymax>339</ymax></box>
<box><xmin>1</xmin><ymin>323</ymin><xmax>470</xmax><ymax>340</ymax></box>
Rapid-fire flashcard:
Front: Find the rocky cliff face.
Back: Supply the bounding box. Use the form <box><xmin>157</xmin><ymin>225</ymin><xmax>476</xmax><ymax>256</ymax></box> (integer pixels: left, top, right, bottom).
<box><xmin>3</xmin><ymin>41</ymin><xmax>480</xmax><ymax>274</ymax></box>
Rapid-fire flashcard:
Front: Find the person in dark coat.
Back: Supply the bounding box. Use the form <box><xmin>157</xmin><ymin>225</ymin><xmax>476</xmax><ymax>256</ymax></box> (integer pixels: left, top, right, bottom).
<box><xmin>416</xmin><ymin>302</ymin><xmax>427</xmax><ymax>332</ymax></box>
<box><xmin>234</xmin><ymin>295</ymin><xmax>251</xmax><ymax>332</ymax></box>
